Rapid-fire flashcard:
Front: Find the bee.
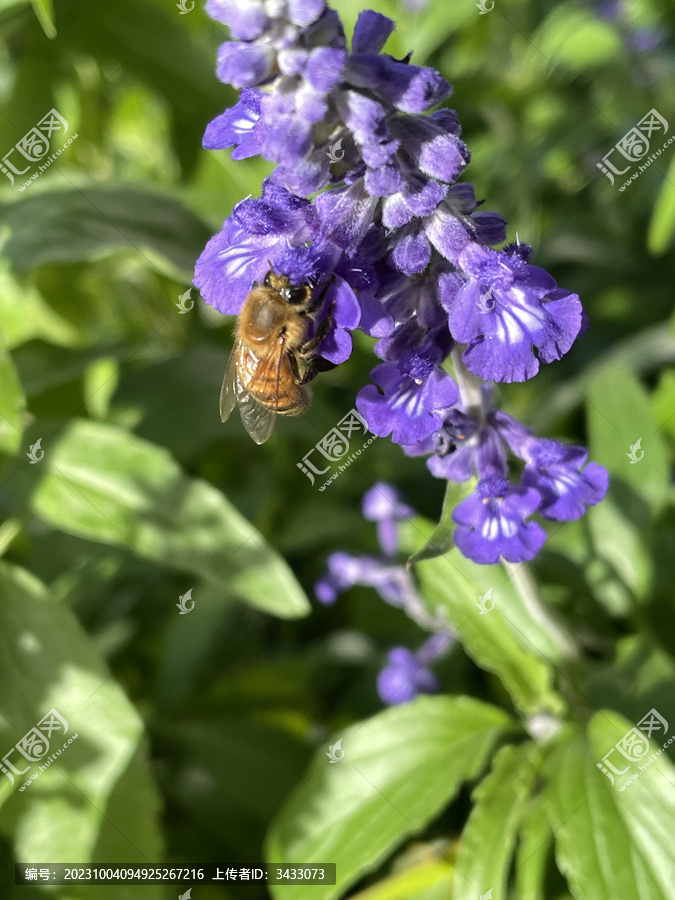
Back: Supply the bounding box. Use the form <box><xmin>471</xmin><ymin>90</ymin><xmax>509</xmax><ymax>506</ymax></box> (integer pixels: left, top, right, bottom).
<box><xmin>220</xmin><ymin>270</ymin><xmax>336</xmax><ymax>444</ymax></box>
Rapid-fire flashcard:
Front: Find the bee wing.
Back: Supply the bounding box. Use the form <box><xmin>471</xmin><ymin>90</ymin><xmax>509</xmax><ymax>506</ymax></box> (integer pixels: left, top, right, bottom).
<box><xmin>238</xmin><ymin>390</ymin><xmax>278</xmax><ymax>445</ymax></box>
<box><xmin>220</xmin><ymin>338</ymin><xmax>287</xmax><ymax>444</ymax></box>
<box><xmin>219</xmin><ymin>339</ymin><xmax>244</xmax><ymax>424</ymax></box>
<box><xmin>237</xmin><ymin>341</ymin><xmax>286</xmax><ymax>444</ymax></box>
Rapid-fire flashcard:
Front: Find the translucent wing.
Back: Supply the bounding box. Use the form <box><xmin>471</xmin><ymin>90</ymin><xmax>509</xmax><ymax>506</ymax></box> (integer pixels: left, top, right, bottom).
<box><xmin>238</xmin><ymin>341</ymin><xmax>286</xmax><ymax>444</ymax></box>
<box><xmin>219</xmin><ymin>339</ymin><xmax>243</xmax><ymax>424</ymax></box>
<box><xmin>220</xmin><ymin>338</ymin><xmax>286</xmax><ymax>444</ymax></box>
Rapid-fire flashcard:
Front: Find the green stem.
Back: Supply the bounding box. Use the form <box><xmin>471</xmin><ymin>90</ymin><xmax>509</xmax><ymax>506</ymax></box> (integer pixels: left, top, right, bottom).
<box><xmin>502</xmin><ymin>560</ymin><xmax>578</xmax><ymax>663</ymax></box>
<box><xmin>451</xmin><ymin>346</ymin><xmax>579</xmax><ymax>665</ymax></box>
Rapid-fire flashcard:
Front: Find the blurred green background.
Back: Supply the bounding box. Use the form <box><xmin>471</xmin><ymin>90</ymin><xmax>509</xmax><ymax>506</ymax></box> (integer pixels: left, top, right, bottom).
<box><xmin>0</xmin><ymin>0</ymin><xmax>674</xmax><ymax>897</ymax></box>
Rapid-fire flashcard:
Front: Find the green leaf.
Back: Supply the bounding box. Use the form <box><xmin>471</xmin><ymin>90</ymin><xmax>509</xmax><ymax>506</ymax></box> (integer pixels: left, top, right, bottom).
<box><xmin>525</xmin><ymin>5</ymin><xmax>622</xmax><ymax>75</ymax></box>
<box><xmin>30</xmin><ymin>0</ymin><xmax>55</xmax><ymax>37</ymax></box>
<box><xmin>586</xmin><ymin>497</ymin><xmax>652</xmax><ymax>602</ymax></box>
<box><xmin>653</xmin><ymin>369</ymin><xmax>675</xmax><ymax>444</ymax></box>
<box><xmin>84</xmin><ymin>356</ymin><xmax>119</xmax><ymax>419</ymax></box>
<box><xmin>0</xmin><ymin>346</ymin><xmax>25</xmax><ymax>455</ymax></box>
<box><xmin>544</xmin><ymin>714</ymin><xmax>675</xmax><ymax>900</ymax></box>
<box><xmin>453</xmin><ymin>743</ymin><xmax>539</xmax><ymax>900</ymax></box>
<box><xmin>648</xmin><ymin>156</ymin><xmax>675</xmax><ymax>256</ymax></box>
<box><xmin>347</xmin><ymin>855</ymin><xmax>453</xmax><ymax>900</ymax></box>
<box><xmin>534</xmin><ymin>323</ymin><xmax>675</xmax><ymax>433</ymax></box>
<box><xmin>266</xmin><ymin>696</ymin><xmax>512</xmax><ymax>900</ymax></box>
<box><xmin>0</xmin><ymin>562</ymin><xmax>163</xmax><ymax>895</ymax></box>
<box><xmin>515</xmin><ymin>799</ymin><xmax>552</xmax><ymax>900</ymax></box>
<box><xmin>402</xmin><ymin>518</ymin><xmax>566</xmax><ymax>716</ymax></box>
<box><xmin>30</xmin><ymin>419</ymin><xmax>310</xmax><ymax>618</ymax></box>
<box><xmin>0</xmin><ymin>187</ymin><xmax>212</xmax><ymax>280</ymax></box>
<box><xmin>406</xmin><ymin>478</ymin><xmax>477</xmax><ymax>566</ymax></box>
<box><xmin>587</xmin><ymin>364</ymin><xmax>670</xmax><ymax>514</ymax></box>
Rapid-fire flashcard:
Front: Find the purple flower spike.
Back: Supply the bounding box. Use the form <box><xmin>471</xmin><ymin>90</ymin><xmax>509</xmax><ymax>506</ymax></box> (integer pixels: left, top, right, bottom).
<box><xmin>198</xmin><ymin>0</ymin><xmax>607</xmax><ymax>565</ymax></box>
<box><xmin>452</xmin><ymin>475</ymin><xmax>546</xmax><ymax>565</ymax></box>
<box><xmin>521</xmin><ymin>440</ymin><xmax>609</xmax><ymax>521</ymax></box>
<box><xmin>362</xmin><ymin>482</ymin><xmax>415</xmax><ymax>556</ymax></box>
<box><xmin>357</xmin><ymin>348</ymin><xmax>458</xmax><ymax>445</ymax></box>
<box><xmin>377</xmin><ymin>647</ymin><xmax>439</xmax><ymax>705</ymax></box>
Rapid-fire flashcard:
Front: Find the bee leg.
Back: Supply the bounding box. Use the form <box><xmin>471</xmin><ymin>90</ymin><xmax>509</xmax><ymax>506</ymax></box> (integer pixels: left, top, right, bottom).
<box><xmin>306</xmin><ymin>274</ymin><xmax>336</xmax><ymax>314</ymax></box>
<box><xmin>298</xmin><ymin>356</ymin><xmax>337</xmax><ymax>385</ymax></box>
<box><xmin>300</xmin><ymin>301</ymin><xmax>336</xmax><ymax>356</ymax></box>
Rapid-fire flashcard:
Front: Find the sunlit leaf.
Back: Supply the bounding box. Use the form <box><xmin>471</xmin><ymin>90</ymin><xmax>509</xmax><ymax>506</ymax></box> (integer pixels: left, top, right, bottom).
<box><xmin>266</xmin><ymin>696</ymin><xmax>512</xmax><ymax>900</ymax></box>
<box><xmin>0</xmin><ymin>561</ymin><xmax>163</xmax><ymax>896</ymax></box>
<box><xmin>30</xmin><ymin>420</ymin><xmax>311</xmax><ymax>618</ymax></box>
<box><xmin>648</xmin><ymin>156</ymin><xmax>675</xmax><ymax>256</ymax></box>
<box><xmin>544</xmin><ymin>714</ymin><xmax>675</xmax><ymax>900</ymax></box>
<box><xmin>453</xmin><ymin>743</ymin><xmax>540</xmax><ymax>900</ymax></box>
<box><xmin>0</xmin><ymin>347</ymin><xmax>25</xmax><ymax>455</ymax></box>
<box><xmin>30</xmin><ymin>0</ymin><xmax>55</xmax><ymax>38</ymax></box>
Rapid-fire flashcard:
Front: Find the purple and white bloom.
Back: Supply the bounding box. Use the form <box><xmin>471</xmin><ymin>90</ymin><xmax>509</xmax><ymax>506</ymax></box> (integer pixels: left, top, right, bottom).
<box><xmin>521</xmin><ymin>440</ymin><xmax>609</xmax><ymax>521</ymax></box>
<box><xmin>452</xmin><ymin>475</ymin><xmax>546</xmax><ymax>565</ymax></box>
<box><xmin>362</xmin><ymin>482</ymin><xmax>415</xmax><ymax>555</ymax></box>
<box><xmin>447</xmin><ymin>245</ymin><xmax>584</xmax><ymax>383</ymax></box>
<box><xmin>203</xmin><ymin>88</ymin><xmax>262</xmax><ymax>158</ymax></box>
<box><xmin>357</xmin><ymin>346</ymin><xmax>458</xmax><ymax>445</ymax></box>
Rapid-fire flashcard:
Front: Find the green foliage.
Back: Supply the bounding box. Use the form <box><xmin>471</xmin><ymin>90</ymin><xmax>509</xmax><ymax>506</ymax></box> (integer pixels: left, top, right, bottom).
<box><xmin>31</xmin><ymin>420</ymin><xmax>310</xmax><ymax>618</ymax></box>
<box><xmin>0</xmin><ymin>0</ymin><xmax>674</xmax><ymax>897</ymax></box>
<box><xmin>267</xmin><ymin>697</ymin><xmax>511</xmax><ymax>900</ymax></box>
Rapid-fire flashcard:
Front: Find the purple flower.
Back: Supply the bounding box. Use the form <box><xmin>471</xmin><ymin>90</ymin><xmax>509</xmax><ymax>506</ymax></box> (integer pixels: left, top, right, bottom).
<box><xmin>314</xmin><ymin>552</ymin><xmax>424</xmax><ymax>611</ymax></box>
<box><xmin>377</xmin><ymin>648</ymin><xmax>438</xmax><ymax>705</ymax></box>
<box><xmin>203</xmin><ymin>89</ymin><xmax>262</xmax><ymax>159</ymax></box>
<box><xmin>357</xmin><ymin>347</ymin><xmax>458</xmax><ymax>445</ymax></box>
<box><xmin>351</xmin><ymin>10</ymin><xmax>395</xmax><ymax>54</ymax></box>
<box><xmin>362</xmin><ymin>482</ymin><xmax>415</xmax><ymax>555</ymax></box>
<box><xmin>452</xmin><ymin>475</ymin><xmax>546</xmax><ymax>565</ymax></box>
<box><xmin>377</xmin><ymin>634</ymin><xmax>453</xmax><ymax>706</ymax></box>
<box><xmin>447</xmin><ymin>245</ymin><xmax>584</xmax><ymax>382</ymax></box>
<box><xmin>521</xmin><ymin>440</ymin><xmax>609</xmax><ymax>521</ymax></box>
